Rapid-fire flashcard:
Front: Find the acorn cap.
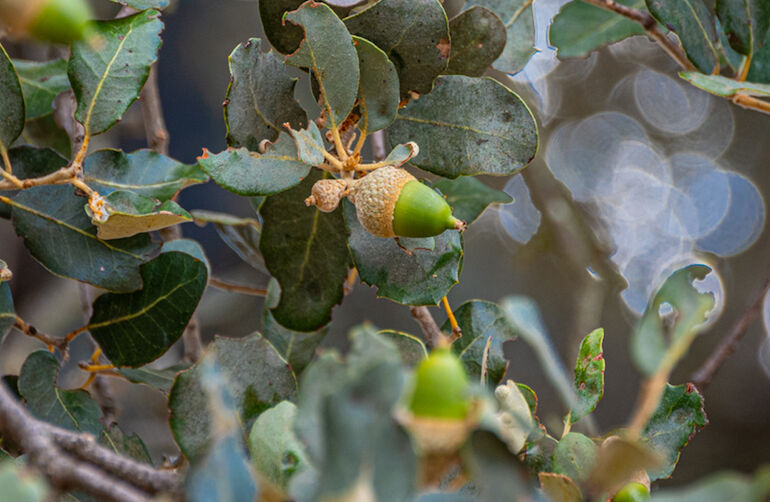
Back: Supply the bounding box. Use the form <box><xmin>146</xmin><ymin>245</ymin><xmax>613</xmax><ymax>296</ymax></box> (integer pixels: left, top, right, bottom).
<box><xmin>305</xmin><ymin>178</ymin><xmax>347</xmax><ymax>213</ymax></box>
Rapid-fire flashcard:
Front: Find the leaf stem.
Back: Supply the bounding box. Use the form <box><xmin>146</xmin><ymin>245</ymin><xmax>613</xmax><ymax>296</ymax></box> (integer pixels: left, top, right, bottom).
<box><xmin>737</xmin><ymin>53</ymin><xmax>752</xmax><ymax>81</ymax></box>
<box><xmin>732</xmin><ymin>93</ymin><xmax>770</xmax><ymax>114</ymax></box>
<box><xmin>442</xmin><ymin>296</ymin><xmax>462</xmax><ymax>340</ymax></box>
<box><xmin>66</xmin><ymin>325</ymin><xmax>90</xmax><ymax>343</ymax></box>
<box><xmin>691</xmin><ymin>271</ymin><xmax>770</xmax><ymax>390</ymax></box>
<box><xmin>208</xmin><ymin>277</ymin><xmax>267</xmax><ymax>296</ymax></box>
<box><xmin>626</xmin><ymin>368</ymin><xmax>668</xmax><ymax>437</ymax></box>
<box><xmin>579</xmin><ymin>0</ymin><xmax>696</xmax><ymax>71</ymax></box>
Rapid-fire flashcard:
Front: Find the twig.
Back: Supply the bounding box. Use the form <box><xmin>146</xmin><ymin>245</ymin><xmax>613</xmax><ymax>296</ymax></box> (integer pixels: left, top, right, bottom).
<box><xmin>410</xmin><ymin>306</ymin><xmax>448</xmax><ymax>348</ymax></box>
<box><xmin>370</xmin><ymin>129</ymin><xmax>387</xmax><ymax>162</ymax></box>
<box><xmin>580</xmin><ymin>0</ymin><xmax>697</xmax><ymax>72</ymax></box>
<box><xmin>208</xmin><ymin>277</ymin><xmax>267</xmax><ymax>297</ymax></box>
<box><xmin>140</xmin><ymin>66</ymin><xmax>169</xmax><ymax>156</ymax></box>
<box><xmin>13</xmin><ymin>317</ymin><xmax>68</xmax><ymax>354</ymax></box>
<box><xmin>691</xmin><ymin>272</ymin><xmax>770</xmax><ymax>390</ymax></box>
<box><xmin>732</xmin><ymin>93</ymin><xmax>770</xmax><ymax>114</ymax></box>
<box><xmin>0</xmin><ymin>380</ymin><xmax>179</xmax><ymax>502</ymax></box>
<box><xmin>0</xmin><ymin>166</ymin><xmax>76</xmax><ymax>190</ymax></box>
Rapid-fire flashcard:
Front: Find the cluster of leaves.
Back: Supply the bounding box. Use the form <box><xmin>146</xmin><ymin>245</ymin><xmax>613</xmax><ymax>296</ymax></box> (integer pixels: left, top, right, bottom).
<box><xmin>550</xmin><ymin>0</ymin><xmax>770</xmax><ymax>109</ymax></box>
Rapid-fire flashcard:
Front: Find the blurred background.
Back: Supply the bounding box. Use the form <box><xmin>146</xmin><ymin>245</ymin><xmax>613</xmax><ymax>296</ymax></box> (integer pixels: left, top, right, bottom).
<box><xmin>0</xmin><ymin>0</ymin><xmax>768</xmax><ymax>487</ymax></box>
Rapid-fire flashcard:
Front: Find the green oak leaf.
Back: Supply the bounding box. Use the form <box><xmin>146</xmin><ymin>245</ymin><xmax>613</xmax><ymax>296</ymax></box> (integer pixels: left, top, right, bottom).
<box><xmin>18</xmin><ymin>351</ymin><xmax>103</xmax><ymax>436</ymax></box>
<box><xmin>169</xmin><ymin>334</ymin><xmax>298</xmax><ymax>461</ymax></box>
<box><xmin>680</xmin><ymin>71</ymin><xmax>770</xmax><ymax>97</ymax></box>
<box><xmin>13</xmin><ymin>59</ymin><xmax>69</xmax><ymax>119</ymax></box>
<box><xmin>259</xmin><ymin>171</ymin><xmax>350</xmax><ymax>332</ymax></box>
<box><xmin>0</xmin><ymin>45</ymin><xmax>25</xmax><ymax>151</ymax></box>
<box><xmin>345</xmin><ymin>0</ymin><xmax>450</xmax><ymax>97</ymax></box>
<box><xmin>248</xmin><ymin>401</ymin><xmax>310</xmax><ymax>493</ymax></box>
<box><xmin>14</xmin><ymin>114</ymin><xmax>72</xmax><ymax>159</ymax></box>
<box><xmin>198</xmin><ymin>135</ymin><xmax>311</xmax><ymax>196</ymax></box>
<box><xmin>344</xmin><ymin>200</ymin><xmax>463</xmax><ymax>306</ymax></box>
<box><xmin>716</xmin><ymin>0</ymin><xmax>770</xmax><ymax>57</ymax></box>
<box><xmin>259</xmin><ymin>0</ymin><xmax>305</xmax><ymax>54</ymax></box>
<box><xmin>433</xmin><ymin>176</ymin><xmax>512</xmax><ymax>224</ymax></box>
<box><xmin>646</xmin><ymin>0</ymin><xmax>720</xmax><ymax>73</ymax></box>
<box><xmin>285</xmin><ymin>121</ymin><xmax>326</xmax><ymax>165</ymax></box>
<box><xmin>550</xmin><ymin>0</ymin><xmax>647</xmax><ymax>59</ymax></box>
<box><xmin>443</xmin><ymin>300</ymin><xmax>517</xmax><ymax>384</ymax></box>
<box><xmin>101</xmin><ymin>426</ymin><xmax>153</xmax><ymax>464</ymax></box>
<box><xmin>69</xmin><ymin>11</ymin><xmax>163</xmax><ymax>135</ymax></box>
<box><xmin>88</xmin><ymin>250</ymin><xmax>208</xmax><ymax>367</ymax></box>
<box><xmin>118</xmin><ymin>364</ymin><xmax>189</xmax><ymax>395</ymax></box>
<box><xmin>263</xmin><ymin>279</ymin><xmax>327</xmax><ymax>375</ymax></box>
<box><xmin>567</xmin><ymin>328</ymin><xmax>605</xmax><ymax>425</ymax></box>
<box><xmin>285</xmin><ymin>2</ymin><xmax>359</xmax><ymax>127</ymax></box>
<box><xmin>446</xmin><ymin>6</ymin><xmax>506</xmax><ymax>77</ymax></box>
<box><xmin>552</xmin><ymin>432</ymin><xmax>598</xmax><ymax>484</ymax></box>
<box><xmin>84</xmin><ymin>149</ymin><xmax>207</xmax><ymax>201</ymax></box>
<box><xmin>631</xmin><ymin>264</ymin><xmax>715</xmax><ymax>376</ymax></box>
<box><xmin>106</xmin><ymin>0</ymin><xmax>170</xmax><ymax>9</ymax></box>
<box><xmin>465</xmin><ymin>0</ymin><xmax>535</xmax><ymax>74</ymax></box>
<box><xmin>354</xmin><ymin>36</ymin><xmax>400</xmax><ymax>133</ymax></box>
<box><xmin>225</xmin><ymin>38</ymin><xmax>307</xmax><ymax>151</ymax></box>
<box><xmin>652</xmin><ymin>466</ymin><xmax>770</xmax><ymax>502</ymax></box>
<box><xmin>0</xmin><ymin>281</ymin><xmax>13</xmax><ymax>341</ymax></box>
<box><xmin>8</xmin><ymin>184</ymin><xmax>158</xmax><ymax>292</ymax></box>
<box><xmin>0</xmin><ymin>146</ymin><xmax>68</xmax><ymax>219</ymax></box>
<box><xmin>88</xmin><ymin>190</ymin><xmax>192</xmax><ymax>240</ymax></box>
<box><xmin>642</xmin><ymin>383</ymin><xmax>707</xmax><ymax>480</ymax></box>
<box><xmin>388</xmin><ymin>75</ymin><xmax>538</xmax><ymax>178</ymax></box>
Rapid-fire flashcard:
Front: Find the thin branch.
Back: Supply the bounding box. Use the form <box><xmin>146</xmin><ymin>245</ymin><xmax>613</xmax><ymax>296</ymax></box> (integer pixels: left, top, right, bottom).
<box><xmin>0</xmin><ymin>380</ymin><xmax>179</xmax><ymax>502</ymax></box>
<box><xmin>140</xmin><ymin>66</ymin><xmax>169</xmax><ymax>156</ymax></box>
<box><xmin>580</xmin><ymin>0</ymin><xmax>697</xmax><ymax>72</ymax></box>
<box><xmin>691</xmin><ymin>271</ymin><xmax>770</xmax><ymax>390</ymax></box>
<box><xmin>410</xmin><ymin>306</ymin><xmax>448</xmax><ymax>348</ymax></box>
<box><xmin>13</xmin><ymin>317</ymin><xmax>68</xmax><ymax>354</ymax></box>
<box><xmin>208</xmin><ymin>277</ymin><xmax>267</xmax><ymax>297</ymax></box>
<box><xmin>0</xmin><ymin>166</ymin><xmax>76</xmax><ymax>190</ymax></box>
<box><xmin>732</xmin><ymin>93</ymin><xmax>770</xmax><ymax>114</ymax></box>
<box><xmin>369</xmin><ymin>129</ymin><xmax>387</xmax><ymax>162</ymax></box>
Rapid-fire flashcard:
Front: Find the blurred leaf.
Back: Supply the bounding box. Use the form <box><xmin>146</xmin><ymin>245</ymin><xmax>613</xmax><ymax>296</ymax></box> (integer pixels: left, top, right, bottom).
<box><xmin>680</xmin><ymin>71</ymin><xmax>770</xmax><ymax>96</ymax></box>
<box><xmin>118</xmin><ymin>364</ymin><xmax>189</xmax><ymax>395</ymax></box>
<box><xmin>294</xmin><ymin>345</ymin><xmax>416</xmax><ymax>501</ymax></box>
<box><xmin>550</xmin><ymin>0</ymin><xmax>646</xmax><ymax>58</ymax></box>
<box><xmin>263</xmin><ymin>279</ymin><xmax>327</xmax><ymax>375</ymax></box>
<box><xmin>13</xmin><ymin>59</ymin><xmax>69</xmax><ymax>119</ymax></box>
<box><xmin>326</xmin><ymin>0</ymin><xmax>367</xmax><ymax>6</ymax></box>
<box><xmin>0</xmin><ymin>45</ymin><xmax>25</xmax><ymax>149</ymax></box>
<box><xmin>84</xmin><ymin>149</ymin><xmax>207</xmax><ymax>201</ymax></box>
<box><xmin>259</xmin><ymin>0</ymin><xmax>305</xmax><ymax>54</ymax></box>
<box><xmin>445</xmin><ymin>300</ymin><xmax>517</xmax><ymax>384</ymax></box>
<box><xmin>377</xmin><ymin>330</ymin><xmax>428</xmax><ymax>366</ymax></box>
<box><xmin>552</xmin><ymin>432</ymin><xmax>598</xmax><ymax>484</ymax></box>
<box><xmin>539</xmin><ymin>472</ymin><xmax>583</xmax><ymax>502</ymax></box>
<box><xmin>88</xmin><ymin>191</ymin><xmax>192</xmax><ymax>240</ymax></box>
<box><xmin>495</xmin><ymin>380</ymin><xmax>535</xmax><ymax>453</ymax></box>
<box><xmin>501</xmin><ymin>296</ymin><xmax>578</xmax><ymax>413</ymax></box>
<box><xmin>354</xmin><ymin>36</ymin><xmax>399</xmax><ymax>132</ymax></box>
<box><xmin>191</xmin><ymin>210</ymin><xmax>266</xmax><ymax>273</ymax></box>
<box><xmin>465</xmin><ymin>0</ymin><xmax>535</xmax><ymax>73</ymax></box>
<box><xmin>445</xmin><ymin>7</ymin><xmax>506</xmax><ymax>77</ymax></box>
<box><xmin>89</xmin><ymin>250</ymin><xmax>207</xmax><ymax>367</ymax></box>
<box><xmin>718</xmin><ymin>21</ymin><xmax>745</xmax><ymax>72</ymax></box>
<box><xmin>169</xmin><ymin>334</ymin><xmax>297</xmax><ymax>461</ymax></box>
<box><xmin>285</xmin><ymin>2</ymin><xmax>359</xmax><ymax>126</ymax></box>
<box><xmin>249</xmin><ymin>401</ymin><xmax>309</xmax><ymax>494</ymax></box>
<box><xmin>0</xmin><ymin>259</ymin><xmax>9</xmax><ymax>281</ymax></box>
<box><xmin>388</xmin><ymin>75</ymin><xmax>538</xmax><ymax>178</ymax></box>
<box><xmin>345</xmin><ymin>200</ymin><xmax>462</xmax><ymax>305</ymax></box>
<box><xmin>260</xmin><ymin>171</ymin><xmax>350</xmax><ymax>332</ymax></box>
<box><xmin>652</xmin><ymin>466</ymin><xmax>770</xmax><ymax>502</ymax></box>
<box><xmin>642</xmin><ymin>383</ymin><xmax>707</xmax><ymax>480</ymax></box>
<box><xmin>18</xmin><ymin>351</ymin><xmax>103</xmax><ymax>436</ymax></box>
<box><xmin>568</xmin><ymin>328</ymin><xmax>605</xmax><ymax>426</ymax></box>
<box><xmin>15</xmin><ymin>115</ymin><xmax>71</xmax><ymax>158</ymax></box>
<box><xmin>345</xmin><ymin>0</ymin><xmax>450</xmax><ymax>96</ymax></box>
<box><xmin>225</xmin><ymin>38</ymin><xmax>307</xmax><ymax>151</ymax></box>
<box><xmin>433</xmin><ymin>176</ymin><xmax>512</xmax><ymax>224</ymax></box>
<box><xmin>101</xmin><ymin>426</ymin><xmax>152</xmax><ymax>464</ymax></box>
<box><xmin>106</xmin><ymin>0</ymin><xmax>170</xmax><ymax>9</ymax></box>
<box><xmin>185</xmin><ymin>357</ymin><xmax>259</xmax><ymax>502</ymax></box>
<box><xmin>646</xmin><ymin>0</ymin><xmax>719</xmax><ymax>73</ymax></box>
<box><xmin>69</xmin><ymin>11</ymin><xmax>163</xmax><ymax>135</ymax></box>
<box><xmin>9</xmin><ymin>184</ymin><xmax>158</xmax><ymax>292</ymax></box>
<box><xmin>0</xmin><ymin>461</ymin><xmax>50</xmax><ymax>502</ymax></box>
<box><xmin>285</xmin><ymin>122</ymin><xmax>326</xmax><ymax>165</ymax></box>
<box><xmin>0</xmin><ymin>282</ymin><xmax>14</xmax><ymax>341</ymax></box>
<box><xmin>523</xmin><ymin>433</ymin><xmax>558</xmax><ymax>473</ymax></box>
<box><xmin>466</xmin><ymin>430</ymin><xmax>544</xmax><ymax>501</ymax></box>
<box><xmin>589</xmin><ymin>436</ymin><xmax>661</xmax><ymax>494</ymax></box>
<box><xmin>716</xmin><ymin>0</ymin><xmax>770</xmax><ymax>56</ymax></box>
<box><xmin>631</xmin><ymin>264</ymin><xmax>715</xmax><ymax>376</ymax></box>
<box><xmin>198</xmin><ymin>138</ymin><xmax>311</xmax><ymax>196</ymax></box>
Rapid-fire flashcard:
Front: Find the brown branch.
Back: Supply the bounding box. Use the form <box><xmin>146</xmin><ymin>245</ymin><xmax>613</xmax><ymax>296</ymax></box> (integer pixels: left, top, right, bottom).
<box><xmin>410</xmin><ymin>307</ymin><xmax>449</xmax><ymax>348</ymax></box>
<box><xmin>140</xmin><ymin>66</ymin><xmax>169</xmax><ymax>156</ymax></box>
<box><xmin>13</xmin><ymin>317</ymin><xmax>68</xmax><ymax>355</ymax></box>
<box><xmin>580</xmin><ymin>0</ymin><xmax>697</xmax><ymax>72</ymax></box>
<box><xmin>691</xmin><ymin>272</ymin><xmax>770</xmax><ymax>390</ymax></box>
<box><xmin>732</xmin><ymin>93</ymin><xmax>770</xmax><ymax>114</ymax></box>
<box><xmin>208</xmin><ymin>277</ymin><xmax>267</xmax><ymax>297</ymax></box>
<box><xmin>0</xmin><ymin>380</ymin><xmax>179</xmax><ymax>502</ymax></box>
<box><xmin>369</xmin><ymin>129</ymin><xmax>387</xmax><ymax>162</ymax></box>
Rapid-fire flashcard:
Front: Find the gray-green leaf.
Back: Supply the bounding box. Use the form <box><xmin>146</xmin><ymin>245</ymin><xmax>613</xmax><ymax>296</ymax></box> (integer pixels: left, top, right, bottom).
<box><xmin>354</xmin><ymin>36</ymin><xmax>400</xmax><ymax>133</ymax></box>
<box><xmin>0</xmin><ymin>45</ymin><xmax>25</xmax><ymax>149</ymax></box>
<box><xmin>646</xmin><ymin>0</ymin><xmax>720</xmax><ymax>73</ymax></box>
<box><xmin>446</xmin><ymin>6</ymin><xmax>507</xmax><ymax>77</ymax></box>
<box><xmin>13</xmin><ymin>59</ymin><xmax>69</xmax><ymax>119</ymax></box>
<box><xmin>88</xmin><ymin>191</ymin><xmax>192</xmax><ymax>240</ymax></box>
<box><xmin>466</xmin><ymin>0</ymin><xmax>536</xmax><ymax>73</ymax></box>
<box><xmin>568</xmin><ymin>328</ymin><xmax>605</xmax><ymax>425</ymax></box>
<box><xmin>388</xmin><ymin>75</ymin><xmax>538</xmax><ymax>178</ymax></box>
<box><xmin>433</xmin><ymin>176</ymin><xmax>513</xmax><ymax>224</ymax></box>
<box><xmin>0</xmin><ymin>282</ymin><xmax>14</xmax><ymax>341</ymax></box>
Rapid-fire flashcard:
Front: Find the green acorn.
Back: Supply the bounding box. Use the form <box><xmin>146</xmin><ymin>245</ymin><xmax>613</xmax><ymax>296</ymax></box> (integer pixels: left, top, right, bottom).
<box><xmin>612</xmin><ymin>482</ymin><xmax>650</xmax><ymax>502</ymax></box>
<box><xmin>349</xmin><ymin>166</ymin><xmax>464</xmax><ymax>238</ymax></box>
<box><xmin>0</xmin><ymin>0</ymin><xmax>92</xmax><ymax>44</ymax></box>
<box><xmin>409</xmin><ymin>346</ymin><xmax>470</xmax><ymax>420</ymax></box>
